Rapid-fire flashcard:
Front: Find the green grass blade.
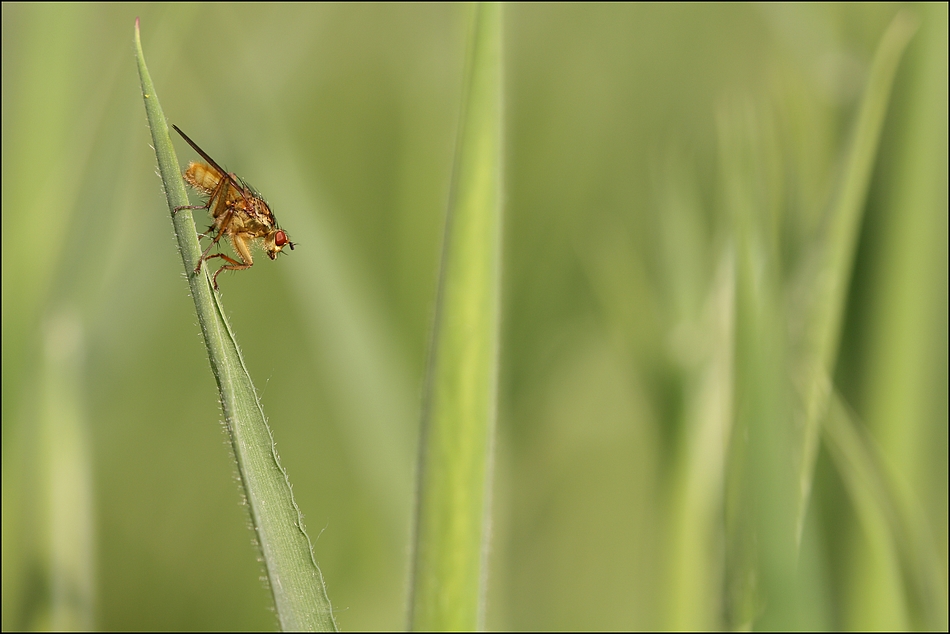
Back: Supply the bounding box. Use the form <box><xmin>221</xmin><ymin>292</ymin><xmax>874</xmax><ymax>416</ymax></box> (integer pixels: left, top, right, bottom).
<box><xmin>719</xmin><ymin>100</ymin><xmax>801</xmax><ymax>629</ymax></box>
<box><xmin>664</xmin><ymin>251</ymin><xmax>735</xmax><ymax>630</ymax></box>
<box><xmin>796</xmin><ymin>12</ymin><xmax>917</xmax><ymax>537</ymax></box>
<box><xmin>134</xmin><ymin>19</ymin><xmax>335</xmax><ymax>632</ymax></box>
<box><xmin>4</xmin><ymin>309</ymin><xmax>99</xmax><ymax>631</ymax></box>
<box><xmin>40</xmin><ymin>311</ymin><xmax>96</xmax><ymax>631</ymax></box>
<box><xmin>823</xmin><ymin>391</ymin><xmax>946</xmax><ymax>630</ymax></box>
<box><xmin>409</xmin><ymin>3</ymin><xmax>503</xmax><ymax>630</ymax></box>
<box><xmin>854</xmin><ymin>4</ymin><xmax>949</xmax><ymax>629</ymax></box>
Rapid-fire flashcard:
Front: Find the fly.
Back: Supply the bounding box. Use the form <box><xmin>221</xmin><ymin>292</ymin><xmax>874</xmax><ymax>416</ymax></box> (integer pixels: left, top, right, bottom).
<box><xmin>172</xmin><ymin>124</ymin><xmax>294</xmax><ymax>290</ymax></box>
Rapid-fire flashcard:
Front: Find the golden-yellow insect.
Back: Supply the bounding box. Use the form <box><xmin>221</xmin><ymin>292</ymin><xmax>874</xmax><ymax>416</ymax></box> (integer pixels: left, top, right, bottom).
<box><xmin>172</xmin><ymin>125</ymin><xmax>294</xmax><ymax>289</ymax></box>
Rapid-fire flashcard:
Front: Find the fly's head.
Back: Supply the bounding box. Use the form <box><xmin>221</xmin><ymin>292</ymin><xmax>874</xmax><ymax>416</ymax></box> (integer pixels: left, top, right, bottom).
<box><xmin>264</xmin><ymin>228</ymin><xmax>295</xmax><ymax>260</ymax></box>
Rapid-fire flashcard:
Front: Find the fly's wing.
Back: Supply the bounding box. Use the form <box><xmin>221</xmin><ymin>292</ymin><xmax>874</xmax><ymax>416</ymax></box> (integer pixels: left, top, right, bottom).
<box><xmin>173</xmin><ymin>125</ymin><xmax>256</xmax><ymax>209</ymax></box>
<box><xmin>225</xmin><ymin>177</ymin><xmax>246</xmax><ymax>205</ymax></box>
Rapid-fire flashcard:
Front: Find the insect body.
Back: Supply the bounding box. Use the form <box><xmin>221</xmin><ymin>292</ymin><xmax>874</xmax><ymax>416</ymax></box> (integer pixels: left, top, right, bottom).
<box><xmin>172</xmin><ymin>125</ymin><xmax>294</xmax><ymax>289</ymax></box>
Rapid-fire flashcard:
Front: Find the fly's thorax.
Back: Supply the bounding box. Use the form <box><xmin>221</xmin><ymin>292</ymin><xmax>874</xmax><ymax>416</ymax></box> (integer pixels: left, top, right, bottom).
<box><xmin>246</xmin><ymin>195</ymin><xmax>275</xmax><ymax>225</ymax></box>
<box><xmin>183</xmin><ymin>162</ymin><xmax>221</xmax><ymax>194</ymax></box>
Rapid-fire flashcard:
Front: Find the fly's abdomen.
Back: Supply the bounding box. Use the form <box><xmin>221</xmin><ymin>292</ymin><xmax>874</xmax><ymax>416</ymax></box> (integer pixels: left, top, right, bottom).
<box><xmin>183</xmin><ymin>162</ymin><xmax>222</xmax><ymax>195</ymax></box>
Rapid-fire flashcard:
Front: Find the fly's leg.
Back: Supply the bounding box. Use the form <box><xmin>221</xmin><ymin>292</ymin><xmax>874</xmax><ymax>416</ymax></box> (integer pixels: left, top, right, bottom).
<box><xmin>200</xmin><ymin>253</ymin><xmax>247</xmax><ymax>290</ymax></box>
<box><xmin>178</xmin><ymin>200</ymin><xmax>226</xmax><ymax>276</ymax></box>
<box><xmin>208</xmin><ymin>234</ymin><xmax>255</xmax><ymax>290</ymax></box>
<box><xmin>172</xmin><ymin>204</ymin><xmax>209</xmax><ymax>215</ymax></box>
<box><xmin>201</xmin><ymin>234</ymin><xmax>254</xmax><ymax>290</ymax></box>
<box><xmin>195</xmin><ymin>180</ymin><xmax>237</xmax><ymax>264</ymax></box>
<box><xmin>195</xmin><ymin>209</ymin><xmax>233</xmax><ymax>274</ymax></box>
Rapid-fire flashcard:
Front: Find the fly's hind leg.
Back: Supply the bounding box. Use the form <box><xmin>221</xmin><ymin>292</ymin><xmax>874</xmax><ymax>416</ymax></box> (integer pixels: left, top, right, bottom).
<box><xmin>202</xmin><ymin>233</ymin><xmax>254</xmax><ymax>290</ymax></box>
<box><xmin>173</xmin><ymin>203</ymin><xmax>209</xmax><ymax>216</ymax></box>
<box><xmin>200</xmin><ymin>253</ymin><xmax>248</xmax><ymax>290</ymax></box>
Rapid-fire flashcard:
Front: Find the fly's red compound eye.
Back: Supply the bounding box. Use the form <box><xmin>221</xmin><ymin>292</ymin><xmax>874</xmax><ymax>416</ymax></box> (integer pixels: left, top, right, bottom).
<box><xmin>275</xmin><ymin>230</ymin><xmax>288</xmax><ymax>247</ymax></box>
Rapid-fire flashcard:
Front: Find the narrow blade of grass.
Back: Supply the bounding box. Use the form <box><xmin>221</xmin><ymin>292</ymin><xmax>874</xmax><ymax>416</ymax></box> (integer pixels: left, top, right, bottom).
<box><xmin>40</xmin><ymin>311</ymin><xmax>96</xmax><ymax>631</ymax></box>
<box><xmin>719</xmin><ymin>100</ymin><xmax>801</xmax><ymax>629</ymax></box>
<box><xmin>409</xmin><ymin>3</ymin><xmax>503</xmax><ymax>630</ymax></box>
<box><xmin>854</xmin><ymin>4</ymin><xmax>948</xmax><ymax>629</ymax></box>
<box><xmin>134</xmin><ymin>19</ymin><xmax>335</xmax><ymax>632</ymax></box>
<box><xmin>796</xmin><ymin>11</ymin><xmax>917</xmax><ymax>539</ymax></box>
<box><xmin>823</xmin><ymin>391</ymin><xmax>946</xmax><ymax>630</ymax></box>
<box><xmin>664</xmin><ymin>250</ymin><xmax>735</xmax><ymax>630</ymax></box>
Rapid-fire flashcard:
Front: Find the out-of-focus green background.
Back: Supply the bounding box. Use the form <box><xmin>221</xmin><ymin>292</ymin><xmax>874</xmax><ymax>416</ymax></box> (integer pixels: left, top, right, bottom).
<box><xmin>2</xmin><ymin>3</ymin><xmax>946</xmax><ymax>631</ymax></box>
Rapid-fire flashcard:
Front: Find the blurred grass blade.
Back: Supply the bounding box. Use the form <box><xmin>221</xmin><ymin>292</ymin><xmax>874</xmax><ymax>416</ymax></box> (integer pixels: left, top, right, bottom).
<box><xmin>796</xmin><ymin>12</ymin><xmax>917</xmax><ymax>536</ymax></box>
<box><xmin>854</xmin><ymin>4</ymin><xmax>948</xmax><ymax>629</ymax></box>
<box><xmin>410</xmin><ymin>3</ymin><xmax>503</xmax><ymax>630</ymax></box>
<box><xmin>664</xmin><ymin>250</ymin><xmax>734</xmax><ymax>630</ymax></box>
<box><xmin>41</xmin><ymin>311</ymin><xmax>96</xmax><ymax>631</ymax></box>
<box><xmin>1</xmin><ymin>312</ymin><xmax>98</xmax><ymax>632</ymax></box>
<box><xmin>134</xmin><ymin>19</ymin><xmax>335</xmax><ymax>631</ymax></box>
<box><xmin>720</xmin><ymin>101</ymin><xmax>801</xmax><ymax>629</ymax></box>
<box><xmin>823</xmin><ymin>391</ymin><xmax>947</xmax><ymax>630</ymax></box>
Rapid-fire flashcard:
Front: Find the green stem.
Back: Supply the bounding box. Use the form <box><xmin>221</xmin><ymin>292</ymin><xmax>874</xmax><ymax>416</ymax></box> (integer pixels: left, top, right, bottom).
<box><xmin>410</xmin><ymin>3</ymin><xmax>504</xmax><ymax>630</ymax></box>
<box><xmin>796</xmin><ymin>11</ymin><xmax>917</xmax><ymax>543</ymax></box>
